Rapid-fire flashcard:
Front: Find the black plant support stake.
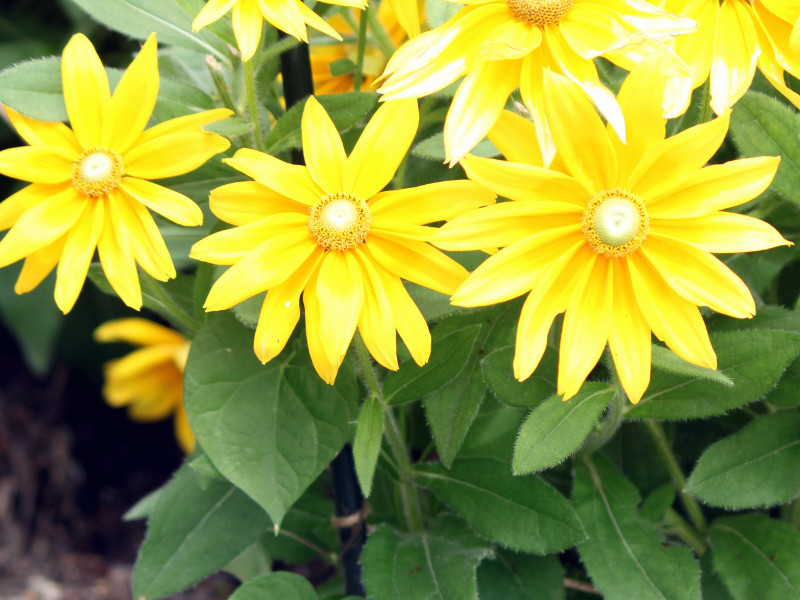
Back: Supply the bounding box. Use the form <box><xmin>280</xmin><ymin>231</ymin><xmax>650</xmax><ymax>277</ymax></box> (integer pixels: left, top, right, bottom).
<box><xmin>277</xmin><ymin>32</ymin><xmax>367</xmax><ymax>597</ymax></box>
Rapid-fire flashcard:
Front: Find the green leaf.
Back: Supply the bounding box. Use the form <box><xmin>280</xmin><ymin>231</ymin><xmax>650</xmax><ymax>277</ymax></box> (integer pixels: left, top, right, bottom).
<box><xmin>0</xmin><ymin>56</ymin><xmax>73</xmax><ymax>121</ymax></box>
<box><xmin>183</xmin><ymin>312</ymin><xmax>358</xmax><ymax>525</ymax></box>
<box><xmin>686</xmin><ymin>411</ymin><xmax>800</xmax><ymax>509</ymax></box>
<box><xmin>123</xmin><ymin>487</ymin><xmax>162</xmax><ymax>521</ymax></box>
<box><xmin>132</xmin><ymin>465</ymin><xmax>271</xmax><ymax>600</ymax></box>
<box><xmin>189</xmin><ymin>451</ymin><xmax>225</xmax><ymax>489</ymax></box>
<box><xmin>426</xmin><ymin>0</ymin><xmax>463</xmax><ymax>28</ymax></box>
<box><xmin>329</xmin><ymin>58</ymin><xmax>357</xmax><ymax>76</ymax></box>
<box><xmin>710</xmin><ymin>514</ymin><xmax>800</xmax><ymax>600</ymax></box>
<box><xmin>264</xmin><ymin>92</ymin><xmax>378</xmax><ymax>155</ymax></box>
<box><xmin>423</xmin><ymin>307</ymin><xmax>517</xmax><ymax>466</ymax></box>
<box><xmin>651</xmin><ymin>344</ymin><xmax>733</xmax><ymax>386</ymax></box>
<box><xmin>730</xmin><ymin>91</ymin><xmax>800</xmax><ymax>204</ymax></box>
<box><xmin>414</xmin><ymin>458</ymin><xmax>585</xmax><ymax>553</ymax></box>
<box><xmin>223</xmin><ymin>543</ymin><xmax>272</xmax><ymax>583</ymax></box>
<box><xmin>482</xmin><ymin>345</ymin><xmax>558</xmax><ymax>408</ymax></box>
<box><xmin>573</xmin><ymin>456</ymin><xmax>702</xmax><ymax>600</ymax></box>
<box><xmin>361</xmin><ymin>516</ymin><xmax>493</xmax><ymax>600</ymax></box>
<box><xmin>459</xmin><ymin>396</ymin><xmax>526</xmax><ymax>463</ymax></box>
<box><xmin>627</xmin><ymin>329</ymin><xmax>800</xmax><ymax>419</ymax></box>
<box><xmin>204</xmin><ymin>116</ymin><xmax>254</xmax><ymax>137</ymax></box>
<box><xmin>68</xmin><ymin>0</ymin><xmax>230</xmax><ymax>61</ymax></box>
<box><xmin>412</xmin><ymin>132</ymin><xmax>501</xmax><ymax>162</ymax></box>
<box><xmin>228</xmin><ymin>572</ymin><xmax>317</xmax><ymax>600</ymax></box>
<box><xmin>477</xmin><ymin>551</ymin><xmax>565</xmax><ymax>600</ymax></box>
<box><xmin>513</xmin><ymin>383</ymin><xmax>612</xmax><ymax>474</ymax></box>
<box><xmin>639</xmin><ymin>484</ymin><xmax>676</xmax><ymax>524</ymax></box>
<box><xmin>353</xmin><ymin>394</ymin><xmax>384</xmax><ymax>496</ymax></box>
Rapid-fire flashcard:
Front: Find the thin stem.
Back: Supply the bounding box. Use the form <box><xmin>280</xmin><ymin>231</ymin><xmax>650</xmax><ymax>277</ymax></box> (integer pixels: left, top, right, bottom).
<box><xmin>279</xmin><ymin>529</ymin><xmax>338</xmax><ymax>564</ymax></box>
<box><xmin>663</xmin><ymin>508</ymin><xmax>707</xmax><ymax>556</ymax></box>
<box><xmin>353</xmin><ymin>4</ymin><xmax>370</xmax><ymax>92</ymax></box>
<box><xmin>698</xmin><ymin>80</ymin><xmax>713</xmax><ymax>124</ymax></box>
<box><xmin>366</xmin><ymin>6</ymin><xmax>396</xmax><ymax>60</ymax></box>
<box><xmin>354</xmin><ymin>334</ymin><xmax>382</xmax><ymax>398</ymax></box>
<box><xmin>645</xmin><ymin>420</ymin><xmax>707</xmax><ymax>534</ymax></box>
<box><xmin>244</xmin><ymin>57</ymin><xmax>266</xmax><ymax>151</ymax></box>
<box><xmin>261</xmin><ymin>35</ymin><xmax>301</xmax><ymax>63</ymax></box>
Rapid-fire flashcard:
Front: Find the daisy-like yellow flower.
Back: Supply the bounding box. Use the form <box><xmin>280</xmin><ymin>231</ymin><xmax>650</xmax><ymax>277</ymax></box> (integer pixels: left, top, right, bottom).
<box><xmin>377</xmin><ymin>0</ymin><xmax>695</xmax><ymax>165</ymax></box>
<box><xmin>311</xmin><ymin>3</ymin><xmax>408</xmax><ymax>94</ymax></box>
<box><xmin>190</xmin><ymin>97</ymin><xmax>495</xmax><ymax>383</ymax></box>
<box><xmin>662</xmin><ymin>0</ymin><xmax>800</xmax><ymax>115</ymax></box>
<box><xmin>95</xmin><ymin>318</ymin><xmax>194</xmax><ymax>454</ymax></box>
<box><xmin>192</xmin><ymin>0</ymin><xmax>367</xmax><ymax>62</ymax></box>
<box><xmin>0</xmin><ymin>34</ymin><xmax>232</xmax><ymax>314</ymax></box>
<box><xmin>433</xmin><ymin>61</ymin><xmax>790</xmax><ymax>403</ymax></box>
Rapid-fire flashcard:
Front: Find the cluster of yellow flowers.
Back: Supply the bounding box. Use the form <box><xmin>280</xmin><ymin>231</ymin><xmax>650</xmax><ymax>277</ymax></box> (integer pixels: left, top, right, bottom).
<box><xmin>0</xmin><ymin>0</ymin><xmax>797</xmax><ymax>447</ymax></box>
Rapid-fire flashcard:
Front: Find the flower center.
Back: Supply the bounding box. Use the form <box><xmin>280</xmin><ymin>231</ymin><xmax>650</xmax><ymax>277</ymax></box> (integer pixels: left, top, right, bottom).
<box><xmin>583</xmin><ymin>187</ymin><xmax>649</xmax><ymax>258</ymax></box>
<box><xmin>309</xmin><ymin>192</ymin><xmax>372</xmax><ymax>251</ymax></box>
<box><xmin>71</xmin><ymin>147</ymin><xmax>124</xmax><ymax>198</ymax></box>
<box><xmin>506</xmin><ymin>0</ymin><xmax>573</xmax><ymax>26</ymax></box>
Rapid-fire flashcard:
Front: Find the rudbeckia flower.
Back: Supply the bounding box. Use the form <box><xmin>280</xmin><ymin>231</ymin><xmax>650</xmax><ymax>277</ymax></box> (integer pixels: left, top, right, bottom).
<box><xmin>377</xmin><ymin>0</ymin><xmax>695</xmax><ymax>165</ymax></box>
<box><xmin>95</xmin><ymin>318</ymin><xmax>194</xmax><ymax>453</ymax></box>
<box><xmin>192</xmin><ymin>0</ymin><xmax>367</xmax><ymax>62</ymax></box>
<box><xmin>0</xmin><ymin>34</ymin><xmax>232</xmax><ymax>314</ymax></box>
<box><xmin>662</xmin><ymin>0</ymin><xmax>800</xmax><ymax>115</ymax></box>
<box><xmin>311</xmin><ymin>3</ymin><xmax>408</xmax><ymax>94</ymax></box>
<box><xmin>433</xmin><ymin>62</ymin><xmax>789</xmax><ymax>403</ymax></box>
<box><xmin>190</xmin><ymin>97</ymin><xmax>495</xmax><ymax>383</ymax></box>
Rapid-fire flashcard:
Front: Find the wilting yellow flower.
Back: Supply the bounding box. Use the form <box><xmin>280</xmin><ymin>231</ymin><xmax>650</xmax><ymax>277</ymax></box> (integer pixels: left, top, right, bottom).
<box><xmin>191</xmin><ymin>97</ymin><xmax>495</xmax><ymax>383</ymax></box>
<box><xmin>0</xmin><ymin>34</ymin><xmax>231</xmax><ymax>314</ymax></box>
<box><xmin>192</xmin><ymin>0</ymin><xmax>367</xmax><ymax>62</ymax></box>
<box><xmin>662</xmin><ymin>0</ymin><xmax>800</xmax><ymax>115</ymax></box>
<box><xmin>311</xmin><ymin>3</ymin><xmax>408</xmax><ymax>94</ymax></box>
<box><xmin>377</xmin><ymin>0</ymin><xmax>694</xmax><ymax>165</ymax></box>
<box><xmin>433</xmin><ymin>61</ymin><xmax>789</xmax><ymax>403</ymax></box>
<box><xmin>95</xmin><ymin>318</ymin><xmax>194</xmax><ymax>453</ymax></box>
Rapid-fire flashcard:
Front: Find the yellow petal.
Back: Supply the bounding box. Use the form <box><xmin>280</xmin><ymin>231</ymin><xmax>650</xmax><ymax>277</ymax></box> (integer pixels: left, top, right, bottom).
<box><xmin>559</xmin><ymin>3</ymin><xmax>642</xmax><ymax>59</ymax></box>
<box><xmin>608</xmin><ymin>261</ymin><xmax>651</xmax><ymax>404</ymax></box>
<box><xmin>0</xmin><ymin>183</ymin><xmax>62</xmax><ymax>231</ymax></box>
<box><xmin>384</xmin><ymin>0</ymin><xmax>421</xmax><ymax>37</ymax></box>
<box><xmin>295</xmin><ymin>0</ymin><xmax>342</xmax><ymax>40</ymax></box>
<box><xmin>54</xmin><ymin>197</ymin><xmax>104</xmax><ymax>313</ymax></box>
<box><xmin>672</xmin><ymin>0</ymin><xmax>718</xmax><ymax>90</ymax></box>
<box><xmin>445</xmin><ymin>56</ymin><xmax>522</xmax><ymax>165</ymax></box>
<box><xmin>542</xmin><ymin>69</ymin><xmax>618</xmax><ymax>192</ymax></box>
<box><xmin>193</xmin><ymin>0</ymin><xmax>238</xmax><ymax>31</ymax></box>
<box><xmin>710</xmin><ymin>0</ymin><xmax>758</xmax><ymax>114</ymax></box>
<box><xmin>651</xmin><ymin>212</ymin><xmax>790</xmax><ymax>253</ymax></box>
<box><xmin>370</xmin><ymin>180</ymin><xmax>496</xmax><ymax>224</ymax></box>
<box><xmin>487</xmin><ymin>109</ymin><xmax>544</xmax><ymax>167</ymax></box>
<box><xmin>120</xmin><ymin>178</ymin><xmax>203</xmax><ymax>227</ymax></box>
<box><xmin>15</xmin><ymin>238</ymin><xmax>65</xmax><ymax>294</ymax></box>
<box><xmin>225</xmin><ymin>148</ymin><xmax>323</xmax><ymax>205</ymax></box>
<box><xmin>124</xmin><ymin>132</ymin><xmax>230</xmax><ymax>180</ymax></box>
<box><xmin>234</xmin><ymin>0</ymin><xmax>266</xmax><ymax>61</ymax></box>
<box><xmin>0</xmin><ymin>146</ymin><xmax>74</xmax><ymax>184</ymax></box>
<box><xmin>174</xmin><ymin>405</ymin><xmax>196</xmax><ymax>454</ymax></box>
<box><xmin>258</xmin><ymin>0</ymin><xmax>309</xmax><ymax>43</ymax></box>
<box><xmin>354</xmin><ymin>249</ymin><xmax>398</xmax><ymax>371</ymax></box>
<box><xmin>254</xmin><ymin>249</ymin><xmax>324</xmax><ymax>363</ymax></box>
<box><xmin>134</xmin><ymin>108</ymin><xmax>234</xmax><ymax>146</ymax></box>
<box><xmin>479</xmin><ymin>20</ymin><xmax>541</xmax><ymax>60</ymax></box>
<box><xmin>4</xmin><ymin>106</ymin><xmax>81</xmax><ymax>153</ymax></box>
<box><xmin>94</xmin><ymin>317</ymin><xmax>186</xmax><ymax>346</ymax></box>
<box><xmin>210</xmin><ymin>181</ymin><xmax>307</xmax><ymax>226</ymax></box>
<box><xmin>558</xmin><ymin>256</ymin><xmax>613</xmax><ymax>400</ymax></box>
<box><xmin>628</xmin><ymin>252</ymin><xmax>716</xmax><ymax>369</ymax></box>
<box><xmin>104</xmin><ymin>34</ymin><xmax>159</xmax><ymax>154</ymax></box>
<box><xmin>61</xmin><ymin>33</ymin><xmax>111</xmax><ymax>148</ymax></box>
<box><xmin>303</xmin><ymin>268</ymin><xmax>340</xmax><ymax>384</ymax></box>
<box><xmin>316</xmin><ymin>250</ymin><xmax>364</xmax><ymax>366</ymax></box>
<box><xmin>345</xmin><ymin>99</ymin><xmax>418</xmax><ymax>199</ymax></box>
<box><xmin>519</xmin><ymin>48</ymin><xmax>557</xmax><ymax>166</ymax></box>
<box><xmin>302</xmin><ymin>96</ymin><xmax>347</xmax><ymax>192</ymax></box>
<box><xmin>0</xmin><ymin>187</ymin><xmax>85</xmax><ymax>268</ymax></box>
<box><xmin>110</xmin><ymin>191</ymin><xmax>175</xmax><ymax>281</ymax></box>
<box><xmin>376</xmin><ymin>267</ymin><xmax>431</xmax><ymax>366</ymax></box>
<box><xmin>97</xmin><ymin>199</ymin><xmax>143</xmax><ymax>310</ymax></box>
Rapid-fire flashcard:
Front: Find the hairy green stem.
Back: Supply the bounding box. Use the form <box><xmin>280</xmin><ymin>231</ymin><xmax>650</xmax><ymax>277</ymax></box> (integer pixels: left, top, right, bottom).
<box><xmin>580</xmin><ymin>382</ymin><xmax>625</xmax><ymax>456</ymax></box>
<box><xmin>244</xmin><ymin>57</ymin><xmax>266</xmax><ymax>151</ymax></box>
<box><xmin>353</xmin><ymin>4</ymin><xmax>370</xmax><ymax>92</ymax></box>
<box><xmin>262</xmin><ymin>35</ymin><xmax>301</xmax><ymax>63</ymax></box>
<box><xmin>366</xmin><ymin>5</ymin><xmax>396</xmax><ymax>60</ymax></box>
<box><xmin>645</xmin><ymin>420</ymin><xmax>707</xmax><ymax>534</ymax></box>
<box><xmin>663</xmin><ymin>508</ymin><xmax>707</xmax><ymax>556</ymax></box>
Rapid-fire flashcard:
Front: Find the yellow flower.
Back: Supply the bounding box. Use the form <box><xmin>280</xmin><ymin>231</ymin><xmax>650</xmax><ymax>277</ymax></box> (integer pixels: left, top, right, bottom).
<box><xmin>190</xmin><ymin>97</ymin><xmax>495</xmax><ymax>383</ymax></box>
<box><xmin>377</xmin><ymin>0</ymin><xmax>695</xmax><ymax>165</ymax></box>
<box><xmin>0</xmin><ymin>34</ymin><xmax>232</xmax><ymax>314</ymax></box>
<box><xmin>311</xmin><ymin>3</ymin><xmax>408</xmax><ymax>94</ymax></box>
<box><xmin>192</xmin><ymin>0</ymin><xmax>367</xmax><ymax>62</ymax></box>
<box><xmin>433</xmin><ymin>61</ymin><xmax>789</xmax><ymax>403</ymax></box>
<box><xmin>95</xmin><ymin>318</ymin><xmax>194</xmax><ymax>454</ymax></box>
<box><xmin>662</xmin><ymin>0</ymin><xmax>800</xmax><ymax>115</ymax></box>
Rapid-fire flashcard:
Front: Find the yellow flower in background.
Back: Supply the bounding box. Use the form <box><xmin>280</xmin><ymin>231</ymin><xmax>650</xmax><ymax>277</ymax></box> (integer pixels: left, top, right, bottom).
<box><xmin>0</xmin><ymin>34</ymin><xmax>231</xmax><ymax>314</ymax></box>
<box><xmin>191</xmin><ymin>97</ymin><xmax>495</xmax><ymax>383</ymax></box>
<box><xmin>377</xmin><ymin>0</ymin><xmax>695</xmax><ymax>165</ymax></box>
<box><xmin>311</xmin><ymin>2</ymin><xmax>408</xmax><ymax>94</ymax></box>
<box><xmin>192</xmin><ymin>0</ymin><xmax>367</xmax><ymax>62</ymax></box>
<box><xmin>662</xmin><ymin>0</ymin><xmax>800</xmax><ymax>115</ymax></box>
<box><xmin>433</xmin><ymin>61</ymin><xmax>789</xmax><ymax>403</ymax></box>
<box><xmin>95</xmin><ymin>318</ymin><xmax>194</xmax><ymax>454</ymax></box>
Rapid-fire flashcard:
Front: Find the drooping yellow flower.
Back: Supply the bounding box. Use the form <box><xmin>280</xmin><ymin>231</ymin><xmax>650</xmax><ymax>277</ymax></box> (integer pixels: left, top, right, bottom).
<box><xmin>192</xmin><ymin>0</ymin><xmax>367</xmax><ymax>62</ymax></box>
<box><xmin>311</xmin><ymin>3</ymin><xmax>408</xmax><ymax>94</ymax></box>
<box><xmin>377</xmin><ymin>0</ymin><xmax>695</xmax><ymax>165</ymax></box>
<box><xmin>0</xmin><ymin>34</ymin><xmax>232</xmax><ymax>314</ymax></box>
<box><xmin>662</xmin><ymin>0</ymin><xmax>800</xmax><ymax>115</ymax></box>
<box><xmin>190</xmin><ymin>97</ymin><xmax>495</xmax><ymax>383</ymax></box>
<box><xmin>433</xmin><ymin>61</ymin><xmax>789</xmax><ymax>403</ymax></box>
<box><xmin>95</xmin><ymin>318</ymin><xmax>194</xmax><ymax>454</ymax></box>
